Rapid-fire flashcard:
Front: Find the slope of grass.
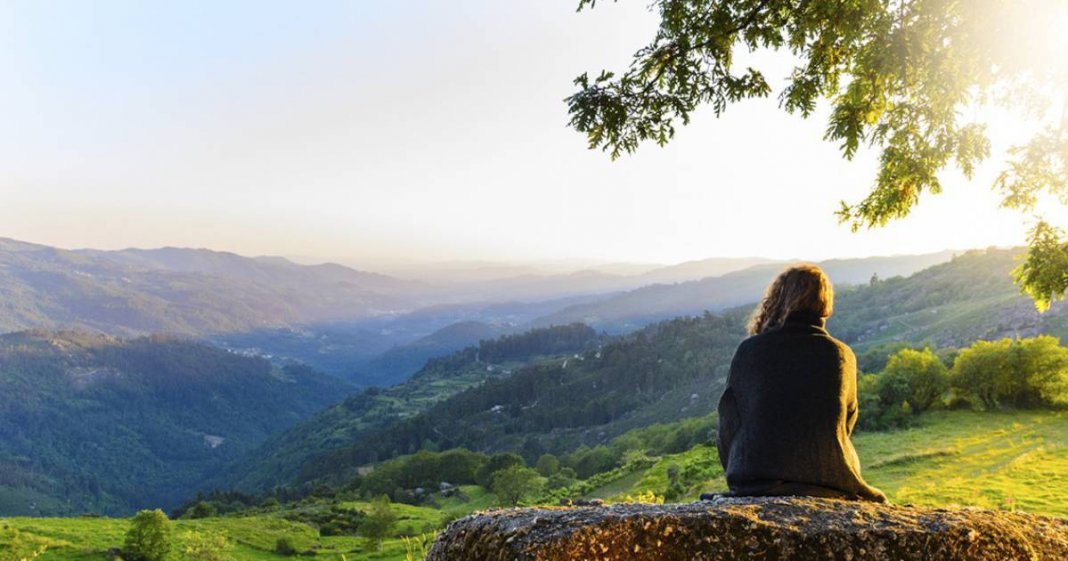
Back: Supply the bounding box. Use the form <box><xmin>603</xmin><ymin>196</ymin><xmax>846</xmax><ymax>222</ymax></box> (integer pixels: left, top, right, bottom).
<box><xmin>581</xmin><ymin>409</ymin><xmax>1068</xmax><ymax>518</ymax></box>
<box><xmin>855</xmin><ymin>410</ymin><xmax>1068</xmax><ymax>515</ymax></box>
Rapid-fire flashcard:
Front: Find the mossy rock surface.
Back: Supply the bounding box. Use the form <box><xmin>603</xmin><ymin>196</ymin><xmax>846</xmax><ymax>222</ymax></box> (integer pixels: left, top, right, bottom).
<box><xmin>426</xmin><ymin>497</ymin><xmax>1068</xmax><ymax>560</ymax></box>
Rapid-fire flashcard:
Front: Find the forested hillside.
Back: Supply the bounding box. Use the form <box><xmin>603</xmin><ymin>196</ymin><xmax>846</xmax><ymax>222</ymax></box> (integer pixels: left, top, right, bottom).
<box><xmin>0</xmin><ymin>332</ymin><xmax>353</xmax><ymax>516</ymax></box>
<box><xmin>222</xmin><ymin>324</ymin><xmax>604</xmax><ymax>492</ymax></box>
<box><xmin>276</xmin><ymin>314</ymin><xmax>743</xmax><ymax>489</ymax></box>
<box><xmin>228</xmin><ymin>248</ymin><xmax>1067</xmax><ymax>494</ymax></box>
<box><xmin>832</xmin><ymin>249</ymin><xmax>1068</xmax><ymax>350</ymax></box>
<box><xmin>351</xmin><ymin>321</ymin><xmax>503</xmax><ymax>387</ymax></box>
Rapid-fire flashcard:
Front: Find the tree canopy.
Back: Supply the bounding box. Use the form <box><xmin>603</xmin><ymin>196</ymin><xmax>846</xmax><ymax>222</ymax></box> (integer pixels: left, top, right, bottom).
<box><xmin>569</xmin><ymin>0</ymin><xmax>1068</xmax><ymax>310</ymax></box>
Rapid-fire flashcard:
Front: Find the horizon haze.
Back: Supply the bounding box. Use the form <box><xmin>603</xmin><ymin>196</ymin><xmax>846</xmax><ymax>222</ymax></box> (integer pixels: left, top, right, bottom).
<box><xmin>1</xmin><ymin>1</ymin><xmax>1045</xmax><ymax>268</ymax></box>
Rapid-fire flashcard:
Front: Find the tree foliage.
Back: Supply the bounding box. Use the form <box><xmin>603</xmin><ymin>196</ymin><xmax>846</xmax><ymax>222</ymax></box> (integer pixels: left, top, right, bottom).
<box><xmin>0</xmin><ymin>331</ymin><xmax>348</xmax><ymax>516</ymax></box>
<box><xmin>298</xmin><ymin>313</ymin><xmax>741</xmax><ymax>481</ymax></box>
<box><xmin>180</xmin><ymin>532</ymin><xmax>232</xmax><ymax>561</ymax></box>
<box><xmin>534</xmin><ymin>453</ymin><xmax>561</xmax><ymax>477</ymax></box>
<box><xmin>951</xmin><ymin>336</ymin><xmax>1068</xmax><ymax>409</ymax></box>
<box><xmin>882</xmin><ymin>347</ymin><xmax>950</xmax><ymax>414</ymax></box>
<box><xmin>570</xmin><ymin>0</ymin><xmax>1068</xmax><ymax>309</ymax></box>
<box><xmin>475</xmin><ymin>453</ymin><xmax>525</xmax><ymax>488</ymax></box>
<box><xmin>490</xmin><ymin>465</ymin><xmax>543</xmax><ymax>506</ymax></box>
<box><xmin>358</xmin><ymin>495</ymin><xmax>397</xmax><ymax>552</ymax></box>
<box><xmin>124</xmin><ymin>509</ymin><xmax>173</xmax><ymax>561</ymax></box>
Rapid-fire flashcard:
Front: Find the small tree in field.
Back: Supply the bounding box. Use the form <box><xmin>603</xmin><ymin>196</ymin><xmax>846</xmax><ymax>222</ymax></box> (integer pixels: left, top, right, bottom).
<box><xmin>951</xmin><ymin>339</ymin><xmax>1013</xmax><ymax>409</ymax></box>
<box><xmin>124</xmin><ymin>509</ymin><xmax>172</xmax><ymax>561</ymax></box>
<box><xmin>883</xmin><ymin>348</ymin><xmax>950</xmax><ymax>414</ymax></box>
<box><xmin>491</xmin><ymin>465</ymin><xmax>543</xmax><ymax>507</ymax></box>
<box><xmin>359</xmin><ymin>495</ymin><xmax>397</xmax><ymax>552</ymax></box>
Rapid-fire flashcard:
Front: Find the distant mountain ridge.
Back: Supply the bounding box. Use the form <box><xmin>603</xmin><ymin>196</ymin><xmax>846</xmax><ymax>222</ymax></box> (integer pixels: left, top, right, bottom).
<box><xmin>0</xmin><ymin>238</ymin><xmax>421</xmax><ymax>337</ymax></box>
<box><xmin>532</xmin><ymin>251</ymin><xmax>959</xmax><ymax>331</ymax></box>
<box><xmin>0</xmin><ymin>237</ymin><xmax>971</xmax><ymax>386</ymax></box>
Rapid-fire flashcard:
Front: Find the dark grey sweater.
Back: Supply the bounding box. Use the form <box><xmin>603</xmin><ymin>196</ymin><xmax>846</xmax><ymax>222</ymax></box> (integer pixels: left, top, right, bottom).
<box><xmin>716</xmin><ymin>312</ymin><xmax>886</xmax><ymax>502</ymax></box>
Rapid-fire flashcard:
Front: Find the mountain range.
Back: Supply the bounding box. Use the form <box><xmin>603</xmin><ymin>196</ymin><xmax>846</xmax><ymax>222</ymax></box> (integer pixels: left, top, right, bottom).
<box><xmin>0</xmin><ymin>238</ymin><xmax>418</xmax><ymax>338</ymax></box>
<box><xmin>0</xmin><ymin>237</ymin><xmax>962</xmax><ymax>385</ymax></box>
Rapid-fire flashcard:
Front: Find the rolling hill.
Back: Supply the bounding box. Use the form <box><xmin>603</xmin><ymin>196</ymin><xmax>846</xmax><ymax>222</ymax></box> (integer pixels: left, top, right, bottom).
<box><xmin>831</xmin><ymin>248</ymin><xmax>1068</xmax><ymax>351</ymax></box>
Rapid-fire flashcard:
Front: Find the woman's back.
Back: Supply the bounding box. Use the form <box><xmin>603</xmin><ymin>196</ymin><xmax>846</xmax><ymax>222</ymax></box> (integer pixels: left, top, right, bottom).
<box><xmin>715</xmin><ymin>265</ymin><xmax>885</xmax><ymax>502</ymax></box>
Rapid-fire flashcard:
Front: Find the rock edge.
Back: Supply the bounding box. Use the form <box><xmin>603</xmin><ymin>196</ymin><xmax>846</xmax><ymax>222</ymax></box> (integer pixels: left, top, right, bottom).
<box><xmin>426</xmin><ymin>497</ymin><xmax>1068</xmax><ymax>560</ymax></box>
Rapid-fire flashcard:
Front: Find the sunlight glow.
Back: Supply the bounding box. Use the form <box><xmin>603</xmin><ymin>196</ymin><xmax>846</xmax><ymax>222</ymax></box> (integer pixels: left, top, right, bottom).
<box><xmin>1052</xmin><ymin>7</ymin><xmax>1068</xmax><ymax>52</ymax></box>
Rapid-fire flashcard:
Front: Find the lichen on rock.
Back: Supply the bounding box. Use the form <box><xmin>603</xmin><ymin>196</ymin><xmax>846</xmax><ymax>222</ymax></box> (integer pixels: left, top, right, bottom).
<box><xmin>426</xmin><ymin>497</ymin><xmax>1068</xmax><ymax>560</ymax></box>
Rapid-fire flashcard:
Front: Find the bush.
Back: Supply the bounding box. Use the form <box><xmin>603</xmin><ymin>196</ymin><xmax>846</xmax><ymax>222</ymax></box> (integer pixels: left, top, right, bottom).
<box><xmin>124</xmin><ymin>510</ymin><xmax>172</xmax><ymax>561</ymax></box>
<box><xmin>566</xmin><ymin>446</ymin><xmax>618</xmax><ymax>479</ymax></box>
<box><xmin>951</xmin><ymin>336</ymin><xmax>1068</xmax><ymax>409</ymax></box>
<box><xmin>546</xmin><ymin>467</ymin><xmax>578</xmax><ymax>490</ymax></box>
<box><xmin>857</xmin><ymin>373</ymin><xmax>911</xmax><ymax>431</ymax></box>
<box><xmin>184</xmin><ymin>502</ymin><xmax>216</xmax><ymax>520</ymax></box>
<box><xmin>274</xmin><ymin>538</ymin><xmax>297</xmax><ymax>556</ymax></box>
<box><xmin>180</xmin><ymin>531</ymin><xmax>232</xmax><ymax>561</ymax></box>
<box><xmin>858</xmin><ymin>347</ymin><xmax>954</xmax><ymax>430</ymax></box>
<box><xmin>883</xmin><ymin>348</ymin><xmax>950</xmax><ymax>413</ymax></box>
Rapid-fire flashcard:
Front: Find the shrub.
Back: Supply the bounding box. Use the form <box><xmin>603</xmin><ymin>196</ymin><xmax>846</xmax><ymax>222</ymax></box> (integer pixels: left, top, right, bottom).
<box><xmin>951</xmin><ymin>336</ymin><xmax>1068</xmax><ymax>409</ymax></box>
<box><xmin>857</xmin><ymin>373</ymin><xmax>911</xmax><ymax>431</ymax></box>
<box><xmin>274</xmin><ymin>538</ymin><xmax>296</xmax><ymax>556</ymax></box>
<box><xmin>883</xmin><ymin>348</ymin><xmax>950</xmax><ymax>413</ymax></box>
<box><xmin>123</xmin><ymin>509</ymin><xmax>172</xmax><ymax>561</ymax></box>
<box><xmin>184</xmin><ymin>502</ymin><xmax>216</xmax><ymax>520</ymax></box>
<box><xmin>546</xmin><ymin>467</ymin><xmax>578</xmax><ymax>490</ymax></box>
<box><xmin>180</xmin><ymin>531</ymin><xmax>232</xmax><ymax>561</ymax></box>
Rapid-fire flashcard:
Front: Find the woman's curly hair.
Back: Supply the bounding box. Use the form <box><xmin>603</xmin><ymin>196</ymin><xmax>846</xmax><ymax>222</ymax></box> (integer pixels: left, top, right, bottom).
<box><xmin>747</xmin><ymin>264</ymin><xmax>834</xmax><ymax>336</ymax></box>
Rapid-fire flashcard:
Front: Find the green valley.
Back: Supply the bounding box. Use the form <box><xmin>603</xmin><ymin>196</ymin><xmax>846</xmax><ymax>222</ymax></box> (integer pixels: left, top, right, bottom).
<box><xmin>0</xmin><ymin>333</ymin><xmax>353</xmax><ymax>516</ymax></box>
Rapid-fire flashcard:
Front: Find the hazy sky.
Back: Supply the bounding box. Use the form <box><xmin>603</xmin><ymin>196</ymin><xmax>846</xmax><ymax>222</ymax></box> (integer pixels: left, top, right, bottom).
<box><xmin>1</xmin><ymin>1</ymin><xmax>1058</xmax><ymax>268</ymax></box>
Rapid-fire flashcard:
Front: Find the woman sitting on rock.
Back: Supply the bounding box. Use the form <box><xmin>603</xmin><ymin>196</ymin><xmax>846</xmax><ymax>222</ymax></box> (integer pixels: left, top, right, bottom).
<box><xmin>714</xmin><ymin>264</ymin><xmax>886</xmax><ymax>502</ymax></box>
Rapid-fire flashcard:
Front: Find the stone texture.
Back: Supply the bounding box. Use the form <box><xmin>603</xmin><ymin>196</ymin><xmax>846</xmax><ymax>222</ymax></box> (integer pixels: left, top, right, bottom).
<box><xmin>426</xmin><ymin>497</ymin><xmax>1068</xmax><ymax>560</ymax></box>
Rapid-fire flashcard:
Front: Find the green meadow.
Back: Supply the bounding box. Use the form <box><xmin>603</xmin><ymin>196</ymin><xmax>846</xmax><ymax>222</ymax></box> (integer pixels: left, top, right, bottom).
<box><xmin>3</xmin><ymin>410</ymin><xmax>1066</xmax><ymax>561</ymax></box>
<box><xmin>583</xmin><ymin>409</ymin><xmax>1068</xmax><ymax>518</ymax></box>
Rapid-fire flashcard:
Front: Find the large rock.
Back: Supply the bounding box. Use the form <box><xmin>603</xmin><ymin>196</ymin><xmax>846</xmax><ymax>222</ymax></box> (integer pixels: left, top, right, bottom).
<box><xmin>426</xmin><ymin>497</ymin><xmax>1068</xmax><ymax>560</ymax></box>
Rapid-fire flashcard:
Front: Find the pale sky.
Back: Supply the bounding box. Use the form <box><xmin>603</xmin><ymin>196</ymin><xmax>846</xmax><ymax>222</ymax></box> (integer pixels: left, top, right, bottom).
<box><xmin>1</xmin><ymin>1</ymin><xmax>1057</xmax><ymax>269</ymax></box>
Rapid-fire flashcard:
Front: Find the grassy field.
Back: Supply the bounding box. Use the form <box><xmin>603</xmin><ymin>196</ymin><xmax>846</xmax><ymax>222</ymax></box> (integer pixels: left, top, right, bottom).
<box><xmin>3</xmin><ymin>410</ymin><xmax>1066</xmax><ymax>561</ymax></box>
<box><xmin>581</xmin><ymin>409</ymin><xmax>1068</xmax><ymax>517</ymax></box>
<box><xmin>856</xmin><ymin>410</ymin><xmax>1068</xmax><ymax>515</ymax></box>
